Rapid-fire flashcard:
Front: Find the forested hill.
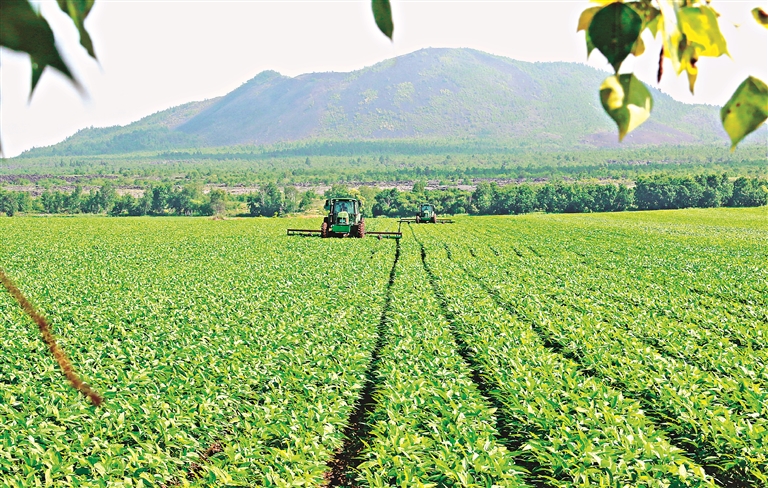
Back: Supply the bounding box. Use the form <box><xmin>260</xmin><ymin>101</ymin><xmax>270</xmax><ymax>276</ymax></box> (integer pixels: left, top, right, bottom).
<box><xmin>18</xmin><ymin>48</ymin><xmax>756</xmax><ymax>157</ymax></box>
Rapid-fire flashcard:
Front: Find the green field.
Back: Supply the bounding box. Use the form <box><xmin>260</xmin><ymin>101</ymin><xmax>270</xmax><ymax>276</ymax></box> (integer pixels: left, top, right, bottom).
<box><xmin>1</xmin><ymin>208</ymin><xmax>766</xmax><ymax>487</ymax></box>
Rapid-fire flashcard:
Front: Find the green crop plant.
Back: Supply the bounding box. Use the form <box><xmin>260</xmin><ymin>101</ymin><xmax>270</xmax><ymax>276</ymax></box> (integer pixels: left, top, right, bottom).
<box><xmin>472</xmin><ymin>215</ymin><xmax>768</xmax><ymax>387</ymax></box>
<box><xmin>1</xmin><ymin>208</ymin><xmax>766</xmax><ymax>486</ymax></box>
<box><xmin>0</xmin><ymin>217</ymin><xmax>395</xmax><ymax>486</ymax></box>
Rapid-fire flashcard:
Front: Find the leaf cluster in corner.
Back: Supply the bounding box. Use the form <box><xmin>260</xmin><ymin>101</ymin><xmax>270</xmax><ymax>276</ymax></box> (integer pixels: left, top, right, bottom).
<box><xmin>578</xmin><ymin>0</ymin><xmax>766</xmax><ymax>148</ymax></box>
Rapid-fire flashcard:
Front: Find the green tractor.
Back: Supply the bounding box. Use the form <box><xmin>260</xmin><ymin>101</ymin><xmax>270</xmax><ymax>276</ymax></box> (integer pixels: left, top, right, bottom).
<box><xmin>401</xmin><ymin>203</ymin><xmax>455</xmax><ymax>224</ymax></box>
<box><xmin>287</xmin><ymin>197</ymin><xmax>401</xmax><ymax>238</ymax></box>
<box><xmin>322</xmin><ymin>197</ymin><xmax>365</xmax><ymax>237</ymax></box>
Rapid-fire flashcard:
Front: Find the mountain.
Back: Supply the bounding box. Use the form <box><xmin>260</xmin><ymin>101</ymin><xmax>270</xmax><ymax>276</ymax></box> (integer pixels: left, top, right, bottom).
<box><xmin>30</xmin><ymin>99</ymin><xmax>219</xmax><ymax>156</ymax></box>
<box><xmin>19</xmin><ymin>48</ymin><xmax>752</xmax><ymax>157</ymax></box>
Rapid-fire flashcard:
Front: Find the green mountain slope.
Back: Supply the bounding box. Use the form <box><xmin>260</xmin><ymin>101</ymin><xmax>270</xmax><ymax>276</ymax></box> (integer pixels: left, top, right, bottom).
<box><xmin>19</xmin><ymin>48</ymin><xmax>763</xmax><ymax>157</ymax></box>
<box><xmin>33</xmin><ymin>99</ymin><xmax>219</xmax><ymax>156</ymax></box>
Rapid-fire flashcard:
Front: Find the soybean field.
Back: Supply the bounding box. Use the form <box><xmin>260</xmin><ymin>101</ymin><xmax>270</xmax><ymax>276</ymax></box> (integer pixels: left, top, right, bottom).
<box><xmin>0</xmin><ymin>207</ymin><xmax>766</xmax><ymax>487</ymax></box>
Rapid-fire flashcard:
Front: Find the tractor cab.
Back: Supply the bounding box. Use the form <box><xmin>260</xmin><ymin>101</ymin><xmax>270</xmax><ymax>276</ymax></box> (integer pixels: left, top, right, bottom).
<box><xmin>399</xmin><ymin>203</ymin><xmax>454</xmax><ymax>224</ymax></box>
<box><xmin>416</xmin><ymin>203</ymin><xmax>437</xmax><ymax>223</ymax></box>
<box><xmin>333</xmin><ymin>200</ymin><xmax>354</xmax><ymax>225</ymax></box>
<box><xmin>419</xmin><ymin>204</ymin><xmax>436</xmax><ymax>222</ymax></box>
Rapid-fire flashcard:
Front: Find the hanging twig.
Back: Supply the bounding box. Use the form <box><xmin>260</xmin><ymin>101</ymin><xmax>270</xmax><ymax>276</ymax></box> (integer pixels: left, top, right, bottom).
<box><xmin>657</xmin><ymin>46</ymin><xmax>664</xmax><ymax>84</ymax></box>
<box><xmin>0</xmin><ymin>268</ymin><xmax>103</xmax><ymax>406</ymax></box>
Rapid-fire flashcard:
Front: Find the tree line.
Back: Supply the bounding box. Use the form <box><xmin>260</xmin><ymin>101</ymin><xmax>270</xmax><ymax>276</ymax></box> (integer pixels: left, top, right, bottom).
<box><xmin>362</xmin><ymin>174</ymin><xmax>766</xmax><ymax>217</ymax></box>
<box><xmin>0</xmin><ymin>183</ymin><xmax>227</xmax><ymax>217</ymax></box>
<box><xmin>12</xmin><ymin>143</ymin><xmax>767</xmax><ymax>186</ymax></box>
<box><xmin>1</xmin><ymin>174</ymin><xmax>765</xmax><ymax>218</ymax></box>
<box><xmin>245</xmin><ymin>183</ymin><xmax>316</xmax><ymax>217</ymax></box>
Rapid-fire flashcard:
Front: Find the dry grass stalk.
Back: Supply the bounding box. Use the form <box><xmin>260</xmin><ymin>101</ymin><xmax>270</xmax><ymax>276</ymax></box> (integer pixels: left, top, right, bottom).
<box><xmin>0</xmin><ymin>268</ymin><xmax>103</xmax><ymax>406</ymax></box>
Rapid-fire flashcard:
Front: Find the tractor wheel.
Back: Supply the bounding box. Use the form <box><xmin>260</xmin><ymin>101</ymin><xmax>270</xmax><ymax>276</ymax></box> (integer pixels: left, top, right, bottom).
<box><xmin>357</xmin><ymin>219</ymin><xmax>365</xmax><ymax>238</ymax></box>
<box><xmin>431</xmin><ymin>215</ymin><xmax>437</xmax><ymax>224</ymax></box>
<box><xmin>321</xmin><ymin>220</ymin><xmax>329</xmax><ymax>238</ymax></box>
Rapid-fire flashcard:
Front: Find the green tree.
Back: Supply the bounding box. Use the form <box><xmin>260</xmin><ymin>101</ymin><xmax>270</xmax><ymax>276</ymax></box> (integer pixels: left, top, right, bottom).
<box><xmin>65</xmin><ymin>185</ymin><xmax>83</xmax><ymax>213</ymax></box>
<box><xmin>14</xmin><ymin>192</ymin><xmax>33</xmax><ymax>213</ymax></box>
<box><xmin>298</xmin><ymin>190</ymin><xmax>316</xmax><ymax>211</ymax></box>
<box><xmin>324</xmin><ymin>184</ymin><xmax>352</xmax><ymax>199</ymax></box>
<box><xmin>372</xmin><ymin>188</ymin><xmax>400</xmax><ymax>216</ymax></box>
<box><xmin>81</xmin><ymin>189</ymin><xmax>101</xmax><ymax>213</ymax></box>
<box><xmin>150</xmin><ymin>184</ymin><xmax>172</xmax><ymax>215</ymax></box>
<box><xmin>246</xmin><ymin>193</ymin><xmax>263</xmax><ymax>217</ymax></box>
<box><xmin>168</xmin><ymin>184</ymin><xmax>200</xmax><ymax>215</ymax></box>
<box><xmin>497</xmin><ymin>185</ymin><xmax>537</xmax><ymax>214</ymax></box>
<box><xmin>109</xmin><ymin>194</ymin><xmax>134</xmax><ymax>216</ymax></box>
<box><xmin>0</xmin><ymin>191</ymin><xmax>17</xmax><ymax>216</ymax></box>
<box><xmin>97</xmin><ymin>182</ymin><xmax>117</xmax><ymax>213</ymax></box>
<box><xmin>40</xmin><ymin>190</ymin><xmax>65</xmax><ymax>214</ymax></box>
<box><xmin>247</xmin><ymin>183</ymin><xmax>283</xmax><ymax>216</ymax></box>
<box><xmin>695</xmin><ymin>173</ymin><xmax>732</xmax><ymax>208</ymax></box>
<box><xmin>357</xmin><ymin>186</ymin><xmax>379</xmax><ymax>217</ymax></box>
<box><xmin>208</xmin><ymin>188</ymin><xmax>227</xmax><ymax>216</ymax></box>
<box><xmin>132</xmin><ymin>191</ymin><xmax>152</xmax><ymax>216</ymax></box>
<box><xmin>471</xmin><ymin>182</ymin><xmax>497</xmax><ymax>214</ymax></box>
<box><xmin>283</xmin><ymin>186</ymin><xmax>299</xmax><ymax>213</ymax></box>
<box><xmin>730</xmin><ymin>177</ymin><xmax>768</xmax><ymax>207</ymax></box>
<box><xmin>262</xmin><ymin>183</ymin><xmax>284</xmax><ymax>216</ymax></box>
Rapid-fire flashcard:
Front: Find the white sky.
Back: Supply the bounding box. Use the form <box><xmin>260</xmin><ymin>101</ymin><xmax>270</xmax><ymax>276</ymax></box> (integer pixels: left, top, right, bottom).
<box><xmin>1</xmin><ymin>0</ymin><xmax>766</xmax><ymax>157</ymax></box>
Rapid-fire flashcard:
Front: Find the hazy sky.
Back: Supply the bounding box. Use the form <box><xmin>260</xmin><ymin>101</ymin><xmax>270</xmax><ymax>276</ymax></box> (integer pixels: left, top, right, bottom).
<box><xmin>1</xmin><ymin>0</ymin><xmax>766</xmax><ymax>157</ymax></box>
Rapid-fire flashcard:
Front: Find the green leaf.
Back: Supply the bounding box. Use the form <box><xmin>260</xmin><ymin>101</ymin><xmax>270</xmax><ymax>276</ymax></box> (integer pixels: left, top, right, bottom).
<box><xmin>600</xmin><ymin>74</ymin><xmax>653</xmax><ymax>141</ymax></box>
<box><xmin>30</xmin><ymin>59</ymin><xmax>45</xmax><ymax>97</ymax></box>
<box><xmin>656</xmin><ymin>4</ymin><xmax>717</xmax><ymax>94</ymax></box>
<box><xmin>588</xmin><ymin>3</ymin><xmax>643</xmax><ymax>73</ymax></box>
<box><xmin>56</xmin><ymin>0</ymin><xmax>97</xmax><ymax>59</ymax></box>
<box><xmin>721</xmin><ymin>76</ymin><xmax>768</xmax><ymax>150</ymax></box>
<box><xmin>646</xmin><ymin>15</ymin><xmax>661</xmax><ymax>38</ymax></box>
<box><xmin>371</xmin><ymin>0</ymin><xmax>394</xmax><ymax>40</ymax></box>
<box><xmin>679</xmin><ymin>6</ymin><xmax>728</xmax><ymax>58</ymax></box>
<box><xmin>752</xmin><ymin>8</ymin><xmax>768</xmax><ymax>28</ymax></box>
<box><xmin>628</xmin><ymin>1</ymin><xmax>660</xmax><ymax>33</ymax></box>
<box><xmin>0</xmin><ymin>0</ymin><xmax>75</xmax><ymax>90</ymax></box>
<box><xmin>586</xmin><ymin>34</ymin><xmax>596</xmax><ymax>56</ymax></box>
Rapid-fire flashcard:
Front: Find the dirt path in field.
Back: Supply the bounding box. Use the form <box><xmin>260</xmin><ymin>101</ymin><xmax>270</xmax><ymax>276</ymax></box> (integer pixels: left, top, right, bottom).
<box><xmin>324</xmin><ymin>240</ymin><xmax>401</xmax><ymax>487</ymax></box>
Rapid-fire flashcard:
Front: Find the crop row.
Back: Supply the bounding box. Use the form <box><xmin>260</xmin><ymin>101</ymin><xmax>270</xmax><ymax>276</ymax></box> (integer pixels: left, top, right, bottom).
<box><xmin>440</xmin><ymin>219</ymin><xmax>767</xmax><ymax>485</ymax></box>
<box><xmin>476</xmin><ymin>224</ymin><xmax>768</xmax><ymax>390</ymax></box>
<box><xmin>0</xmin><ymin>217</ymin><xmax>394</xmax><ymax>486</ymax></box>
<box><xmin>483</xmin><ymin>216</ymin><xmax>766</xmax><ymax>310</ymax></box>
<box><xmin>411</xmin><ymin>227</ymin><xmax>713</xmax><ymax>487</ymax></box>
<box><xmin>353</xmin><ymin>238</ymin><xmax>528</xmax><ymax>487</ymax></box>
<box><xmin>496</xmin><ymin>213</ymin><xmax>768</xmax><ymax>312</ymax></box>
<box><xmin>476</xmin><ymin>218</ymin><xmax>768</xmax><ymax>351</ymax></box>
